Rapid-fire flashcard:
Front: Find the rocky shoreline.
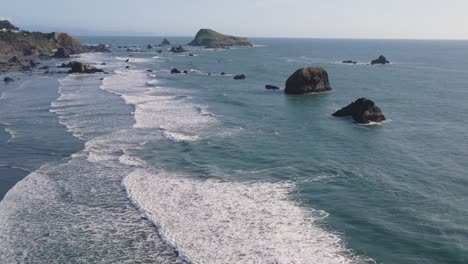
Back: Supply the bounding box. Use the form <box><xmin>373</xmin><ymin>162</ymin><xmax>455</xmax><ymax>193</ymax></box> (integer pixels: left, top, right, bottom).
<box><xmin>0</xmin><ymin>20</ymin><xmax>109</xmax><ymax>73</ymax></box>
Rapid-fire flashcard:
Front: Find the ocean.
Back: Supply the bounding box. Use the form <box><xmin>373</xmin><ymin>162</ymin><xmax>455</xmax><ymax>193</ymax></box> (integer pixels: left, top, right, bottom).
<box><xmin>0</xmin><ymin>37</ymin><xmax>467</xmax><ymax>263</ymax></box>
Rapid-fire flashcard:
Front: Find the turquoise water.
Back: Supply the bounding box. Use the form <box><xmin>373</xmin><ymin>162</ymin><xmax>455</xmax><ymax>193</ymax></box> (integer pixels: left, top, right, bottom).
<box><xmin>0</xmin><ymin>37</ymin><xmax>467</xmax><ymax>263</ymax></box>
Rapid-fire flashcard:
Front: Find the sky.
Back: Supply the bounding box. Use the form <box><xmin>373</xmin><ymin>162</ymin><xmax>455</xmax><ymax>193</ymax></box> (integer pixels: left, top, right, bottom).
<box><xmin>2</xmin><ymin>0</ymin><xmax>468</xmax><ymax>39</ymax></box>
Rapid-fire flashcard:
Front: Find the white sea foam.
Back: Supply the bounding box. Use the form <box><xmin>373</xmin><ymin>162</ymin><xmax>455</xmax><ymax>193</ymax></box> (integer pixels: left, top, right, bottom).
<box><xmin>125</xmin><ymin>169</ymin><xmax>361</xmax><ymax>264</ymax></box>
<box><xmin>162</xmin><ymin>131</ymin><xmax>200</xmax><ymax>143</ymax></box>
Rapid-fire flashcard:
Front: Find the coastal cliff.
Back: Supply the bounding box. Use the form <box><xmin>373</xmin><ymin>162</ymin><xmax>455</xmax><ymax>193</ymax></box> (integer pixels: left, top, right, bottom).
<box><xmin>0</xmin><ymin>20</ymin><xmax>107</xmax><ymax>72</ymax></box>
<box><xmin>188</xmin><ymin>29</ymin><xmax>252</xmax><ymax>48</ymax></box>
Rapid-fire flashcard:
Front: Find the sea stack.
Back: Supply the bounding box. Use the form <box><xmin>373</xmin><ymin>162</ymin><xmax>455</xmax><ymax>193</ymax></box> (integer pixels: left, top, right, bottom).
<box><xmin>188</xmin><ymin>29</ymin><xmax>252</xmax><ymax>48</ymax></box>
<box><xmin>371</xmin><ymin>55</ymin><xmax>390</xmax><ymax>65</ymax></box>
<box><xmin>332</xmin><ymin>98</ymin><xmax>386</xmax><ymax>124</ymax></box>
<box><xmin>161</xmin><ymin>38</ymin><xmax>171</xmax><ymax>45</ymax></box>
<box><xmin>284</xmin><ymin>67</ymin><xmax>332</xmax><ymax>94</ymax></box>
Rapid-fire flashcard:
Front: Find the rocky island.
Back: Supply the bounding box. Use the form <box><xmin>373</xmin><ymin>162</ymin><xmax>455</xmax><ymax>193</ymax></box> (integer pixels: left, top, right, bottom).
<box><xmin>332</xmin><ymin>98</ymin><xmax>386</xmax><ymax>124</ymax></box>
<box><xmin>188</xmin><ymin>29</ymin><xmax>252</xmax><ymax>48</ymax></box>
<box><xmin>284</xmin><ymin>67</ymin><xmax>332</xmax><ymax>94</ymax></box>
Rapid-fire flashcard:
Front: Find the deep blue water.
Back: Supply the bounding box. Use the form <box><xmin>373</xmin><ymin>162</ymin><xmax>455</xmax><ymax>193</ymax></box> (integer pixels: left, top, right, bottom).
<box><xmin>0</xmin><ymin>37</ymin><xmax>467</xmax><ymax>263</ymax></box>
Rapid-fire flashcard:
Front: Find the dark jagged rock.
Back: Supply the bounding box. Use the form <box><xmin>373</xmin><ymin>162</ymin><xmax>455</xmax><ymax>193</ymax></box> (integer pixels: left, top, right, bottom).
<box><xmin>3</xmin><ymin>77</ymin><xmax>14</xmax><ymax>83</ymax></box>
<box><xmin>188</xmin><ymin>29</ymin><xmax>252</xmax><ymax>48</ymax></box>
<box><xmin>58</xmin><ymin>62</ymin><xmax>71</xmax><ymax>68</ymax></box>
<box><xmin>188</xmin><ymin>53</ymin><xmax>194</xmax><ymax>57</ymax></box>
<box><xmin>147</xmin><ymin>44</ymin><xmax>154</xmax><ymax>49</ymax></box>
<box><xmin>29</xmin><ymin>60</ymin><xmax>39</xmax><ymax>68</ymax></box>
<box><xmin>146</xmin><ymin>69</ymin><xmax>153</xmax><ymax>72</ymax></box>
<box><xmin>126</xmin><ymin>48</ymin><xmax>133</xmax><ymax>52</ymax></box>
<box><xmin>125</xmin><ymin>59</ymin><xmax>130</xmax><ymax>62</ymax></box>
<box><xmin>157</xmin><ymin>49</ymin><xmax>163</xmax><ymax>54</ymax></box>
<box><xmin>183</xmin><ymin>70</ymin><xmax>189</xmax><ymax>74</ymax></box>
<box><xmin>170</xmin><ymin>45</ymin><xmax>186</xmax><ymax>53</ymax></box>
<box><xmin>171</xmin><ymin>68</ymin><xmax>181</xmax><ymax>74</ymax></box>
<box><xmin>284</xmin><ymin>67</ymin><xmax>332</xmax><ymax>94</ymax></box>
<box><xmin>233</xmin><ymin>74</ymin><xmax>246</xmax><ymax>80</ymax></box>
<box><xmin>8</xmin><ymin>56</ymin><xmax>20</xmax><ymax>64</ymax></box>
<box><xmin>101</xmin><ymin>63</ymin><xmax>107</xmax><ymax>65</ymax></box>
<box><xmin>125</xmin><ymin>66</ymin><xmax>130</xmax><ymax>69</ymax></box>
<box><xmin>342</xmin><ymin>60</ymin><xmax>357</xmax><ymax>64</ymax></box>
<box><xmin>332</xmin><ymin>98</ymin><xmax>386</xmax><ymax>124</ymax></box>
<box><xmin>68</xmin><ymin>61</ymin><xmax>103</xmax><ymax>74</ymax></box>
<box><xmin>221</xmin><ymin>72</ymin><xmax>226</xmax><ymax>75</ymax></box>
<box><xmin>265</xmin><ymin>85</ymin><xmax>280</xmax><ymax>90</ymax></box>
<box><xmin>161</xmin><ymin>38</ymin><xmax>171</xmax><ymax>45</ymax></box>
<box><xmin>371</xmin><ymin>55</ymin><xmax>390</xmax><ymax>65</ymax></box>
<box><xmin>53</xmin><ymin>47</ymin><xmax>70</xmax><ymax>58</ymax></box>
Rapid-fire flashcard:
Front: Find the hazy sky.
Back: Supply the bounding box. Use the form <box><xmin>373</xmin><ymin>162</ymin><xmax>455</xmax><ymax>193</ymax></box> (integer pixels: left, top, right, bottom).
<box><xmin>3</xmin><ymin>0</ymin><xmax>468</xmax><ymax>39</ymax></box>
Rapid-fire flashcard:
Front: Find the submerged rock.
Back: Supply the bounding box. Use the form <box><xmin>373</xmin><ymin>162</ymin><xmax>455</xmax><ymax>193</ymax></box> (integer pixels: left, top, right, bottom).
<box><xmin>284</xmin><ymin>67</ymin><xmax>332</xmax><ymax>94</ymax></box>
<box><xmin>3</xmin><ymin>77</ymin><xmax>14</xmax><ymax>83</ymax></box>
<box><xmin>342</xmin><ymin>60</ymin><xmax>357</xmax><ymax>64</ymax></box>
<box><xmin>265</xmin><ymin>85</ymin><xmax>280</xmax><ymax>90</ymax></box>
<box><xmin>233</xmin><ymin>74</ymin><xmax>246</xmax><ymax>80</ymax></box>
<box><xmin>332</xmin><ymin>98</ymin><xmax>386</xmax><ymax>124</ymax></box>
<box><xmin>371</xmin><ymin>55</ymin><xmax>390</xmax><ymax>65</ymax></box>
<box><xmin>171</xmin><ymin>68</ymin><xmax>181</xmax><ymax>74</ymax></box>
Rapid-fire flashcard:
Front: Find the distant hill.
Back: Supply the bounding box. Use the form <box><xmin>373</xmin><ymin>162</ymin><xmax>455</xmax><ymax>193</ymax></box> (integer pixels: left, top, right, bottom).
<box><xmin>188</xmin><ymin>29</ymin><xmax>252</xmax><ymax>48</ymax></box>
<box><xmin>0</xmin><ymin>20</ymin><xmax>19</xmax><ymax>30</ymax></box>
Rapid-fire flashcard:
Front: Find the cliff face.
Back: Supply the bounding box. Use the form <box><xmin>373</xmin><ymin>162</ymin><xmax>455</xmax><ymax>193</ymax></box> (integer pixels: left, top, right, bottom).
<box><xmin>188</xmin><ymin>29</ymin><xmax>252</xmax><ymax>48</ymax></box>
<box><xmin>0</xmin><ymin>31</ymin><xmax>87</xmax><ymax>56</ymax></box>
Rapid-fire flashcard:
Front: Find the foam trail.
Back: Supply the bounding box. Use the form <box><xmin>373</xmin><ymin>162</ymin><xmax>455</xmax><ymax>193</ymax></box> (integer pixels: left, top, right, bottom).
<box><xmin>125</xmin><ymin>169</ymin><xmax>363</xmax><ymax>264</ymax></box>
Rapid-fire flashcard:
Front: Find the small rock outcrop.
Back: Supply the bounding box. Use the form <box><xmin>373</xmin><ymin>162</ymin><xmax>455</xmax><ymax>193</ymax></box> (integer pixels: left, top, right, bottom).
<box><xmin>342</xmin><ymin>60</ymin><xmax>357</xmax><ymax>64</ymax></box>
<box><xmin>170</xmin><ymin>45</ymin><xmax>186</xmax><ymax>53</ymax></box>
<box><xmin>188</xmin><ymin>29</ymin><xmax>252</xmax><ymax>48</ymax></box>
<box><xmin>3</xmin><ymin>77</ymin><xmax>14</xmax><ymax>83</ymax></box>
<box><xmin>284</xmin><ymin>67</ymin><xmax>332</xmax><ymax>94</ymax></box>
<box><xmin>332</xmin><ymin>98</ymin><xmax>386</xmax><ymax>124</ymax></box>
<box><xmin>233</xmin><ymin>74</ymin><xmax>246</xmax><ymax>80</ymax></box>
<box><xmin>171</xmin><ymin>68</ymin><xmax>181</xmax><ymax>74</ymax></box>
<box><xmin>371</xmin><ymin>55</ymin><xmax>390</xmax><ymax>65</ymax></box>
<box><xmin>68</xmin><ymin>61</ymin><xmax>103</xmax><ymax>74</ymax></box>
<box><xmin>147</xmin><ymin>44</ymin><xmax>154</xmax><ymax>49</ymax></box>
<box><xmin>265</xmin><ymin>85</ymin><xmax>280</xmax><ymax>90</ymax></box>
<box><xmin>161</xmin><ymin>38</ymin><xmax>171</xmax><ymax>45</ymax></box>
<box><xmin>53</xmin><ymin>47</ymin><xmax>70</xmax><ymax>58</ymax></box>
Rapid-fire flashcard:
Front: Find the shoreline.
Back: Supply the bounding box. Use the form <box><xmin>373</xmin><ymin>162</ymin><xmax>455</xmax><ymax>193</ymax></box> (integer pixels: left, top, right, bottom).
<box><xmin>0</xmin><ymin>166</ymin><xmax>30</xmax><ymax>201</ymax></box>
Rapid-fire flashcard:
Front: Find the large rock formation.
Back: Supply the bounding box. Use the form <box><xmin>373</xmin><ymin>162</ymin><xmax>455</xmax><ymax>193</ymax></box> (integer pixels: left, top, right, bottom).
<box><xmin>371</xmin><ymin>55</ymin><xmax>390</xmax><ymax>65</ymax></box>
<box><xmin>188</xmin><ymin>29</ymin><xmax>252</xmax><ymax>48</ymax></box>
<box><xmin>332</xmin><ymin>98</ymin><xmax>386</xmax><ymax>124</ymax></box>
<box><xmin>284</xmin><ymin>67</ymin><xmax>332</xmax><ymax>94</ymax></box>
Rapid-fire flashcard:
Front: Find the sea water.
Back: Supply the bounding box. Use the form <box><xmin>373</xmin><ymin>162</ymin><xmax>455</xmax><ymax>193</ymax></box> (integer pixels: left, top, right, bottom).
<box><xmin>0</xmin><ymin>37</ymin><xmax>467</xmax><ymax>263</ymax></box>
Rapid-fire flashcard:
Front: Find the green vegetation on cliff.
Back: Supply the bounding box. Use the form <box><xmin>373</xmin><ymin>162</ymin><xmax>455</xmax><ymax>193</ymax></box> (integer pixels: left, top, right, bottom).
<box><xmin>188</xmin><ymin>29</ymin><xmax>252</xmax><ymax>48</ymax></box>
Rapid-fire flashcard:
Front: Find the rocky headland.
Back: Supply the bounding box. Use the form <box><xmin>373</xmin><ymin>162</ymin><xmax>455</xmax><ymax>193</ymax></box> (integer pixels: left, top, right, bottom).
<box><xmin>0</xmin><ymin>20</ymin><xmax>109</xmax><ymax>72</ymax></box>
